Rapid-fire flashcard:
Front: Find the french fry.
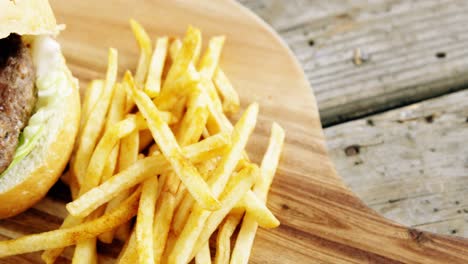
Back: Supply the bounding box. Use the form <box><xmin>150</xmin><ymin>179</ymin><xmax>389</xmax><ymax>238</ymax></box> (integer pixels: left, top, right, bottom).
<box><xmin>117</xmin><ymin>229</ymin><xmax>139</xmax><ymax>264</ymax></box>
<box><xmin>66</xmin><ymin>133</ymin><xmax>229</xmax><ymax>218</ymax></box>
<box><xmin>198</xmin><ymin>36</ymin><xmax>225</xmax><ymax>79</ymax></box>
<box><xmin>230</xmin><ymin>123</ymin><xmax>285</xmax><ymax>264</ymax></box>
<box><xmin>145</xmin><ymin>37</ymin><xmax>168</xmax><ymax>98</ymax></box>
<box><xmin>99</xmin><ymin>129</ymin><xmax>140</xmax><ymax>243</ymax></box>
<box><xmin>0</xmin><ymin>190</ymin><xmax>141</xmax><ymax>258</ymax></box>
<box><xmin>165</xmin><ymin>26</ymin><xmax>201</xmax><ymax>87</ymax></box>
<box><xmin>162</xmin><ymin>26</ymin><xmax>201</xmax><ymax>97</ymax></box>
<box><xmin>237</xmin><ymin>190</ymin><xmax>280</xmax><ymax>229</ymax></box>
<box><xmin>173</xmin><ymin>103</ymin><xmax>258</xmax><ymax>234</ymax></box>
<box><xmin>195</xmin><ymin>242</ymin><xmax>211</xmax><ymax>264</ymax></box>
<box><xmin>154</xmin><ymin>26</ymin><xmax>202</xmax><ymax>112</ymax></box>
<box><xmin>152</xmin><ymin>192</ymin><xmax>176</xmax><ymax>263</ymax></box>
<box><xmin>213</xmin><ymin>68</ymin><xmax>240</xmax><ymax>114</ymax></box>
<box><xmin>153</xmin><ymin>63</ymin><xmax>200</xmax><ymax>112</ymax></box>
<box><xmin>214</xmin><ymin>212</ymin><xmax>244</xmax><ymax>264</ymax></box>
<box><xmin>72</xmin><ymin>48</ymin><xmax>118</xmax><ymax>185</ymax></box>
<box><xmin>130</xmin><ymin>19</ymin><xmax>152</xmax><ymax>86</ymax></box>
<box><xmin>136</xmin><ymin>176</ymin><xmax>158</xmax><ymax>264</ymax></box>
<box><xmin>176</xmin><ymin>90</ymin><xmax>209</xmax><ymax>146</ymax></box>
<box><xmin>190</xmin><ymin>167</ymin><xmax>260</xmax><ymax>261</ymax></box>
<box><xmin>80</xmin><ymin>115</ymin><xmax>138</xmax><ymax>195</ymax></box>
<box><xmin>100</xmin><ymin>84</ymin><xmax>126</xmax><ymax>183</ymax></box>
<box><xmin>72</xmin><ymin>205</ymin><xmax>107</xmax><ymax>263</ymax></box>
<box><xmin>125</xmin><ymin>72</ymin><xmax>220</xmax><ymax>210</ymax></box>
<box><xmin>173</xmin><ymin>156</ymin><xmax>221</xmax><ymax>212</ymax></box>
<box><xmin>151</xmin><ymin>88</ymin><xmax>211</xmax><ymax>262</ymax></box>
<box><xmin>101</xmin><ymin>145</ymin><xmax>119</xmax><ymax>183</ymax></box>
<box><xmin>72</xmin><ymin>238</ymin><xmax>98</xmax><ymax>264</ymax></box>
<box><xmin>197</xmin><ymin>36</ymin><xmax>226</xmax><ymax>113</ymax></box>
<box><xmin>80</xmin><ymin>80</ymin><xmax>103</xmax><ymax>130</ymax></box>
<box><xmin>106</xmin><ymin>83</ymin><xmax>127</xmax><ymax>129</ymax></box>
<box><xmin>179</xmin><ymin>132</ymin><xmax>228</xmax><ymax>164</ymax></box>
<box><xmin>168</xmin><ymin>165</ymin><xmax>257</xmax><ymax>264</ymax></box>
<box><xmin>40</xmin><ymin>215</ymin><xmax>83</xmax><ymax>263</ymax></box>
<box><xmin>161</xmin><ymin>232</ymin><xmax>178</xmax><ymax>263</ymax></box>
<box><xmin>169</xmin><ymin>38</ymin><xmax>182</xmax><ymax>61</ymax></box>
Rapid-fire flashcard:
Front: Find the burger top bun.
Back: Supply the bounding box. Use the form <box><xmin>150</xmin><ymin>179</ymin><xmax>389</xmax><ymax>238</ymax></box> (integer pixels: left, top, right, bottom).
<box><xmin>0</xmin><ymin>0</ymin><xmax>61</xmax><ymax>39</ymax></box>
<box><xmin>0</xmin><ymin>0</ymin><xmax>80</xmax><ymax>218</ymax></box>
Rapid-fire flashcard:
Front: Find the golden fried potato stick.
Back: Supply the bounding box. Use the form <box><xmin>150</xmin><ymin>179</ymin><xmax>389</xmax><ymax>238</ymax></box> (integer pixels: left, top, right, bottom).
<box><xmin>230</xmin><ymin>123</ymin><xmax>285</xmax><ymax>264</ymax></box>
<box><xmin>164</xmin><ymin>26</ymin><xmax>201</xmax><ymax>91</ymax></box>
<box><xmin>66</xmin><ymin>132</ymin><xmax>230</xmax><ymax>218</ymax></box>
<box><xmin>41</xmin><ymin>215</ymin><xmax>83</xmax><ymax>263</ymax></box>
<box><xmin>237</xmin><ymin>190</ymin><xmax>280</xmax><ymax>229</ymax></box>
<box><xmin>197</xmin><ymin>36</ymin><xmax>227</xmax><ymax>113</ymax></box>
<box><xmin>153</xmin><ymin>27</ymin><xmax>202</xmax><ymax>114</ymax></box>
<box><xmin>0</xmin><ymin>190</ymin><xmax>141</xmax><ymax>258</ymax></box>
<box><xmin>99</xmin><ymin>129</ymin><xmax>139</xmax><ymax>243</ymax></box>
<box><xmin>169</xmin><ymin>38</ymin><xmax>182</xmax><ymax>61</ymax></box>
<box><xmin>161</xmin><ymin>232</ymin><xmax>178</xmax><ymax>263</ymax></box>
<box><xmin>79</xmin><ymin>115</ymin><xmax>138</xmax><ymax>195</ymax></box>
<box><xmin>72</xmin><ymin>48</ymin><xmax>118</xmax><ymax>185</ymax></box>
<box><xmin>136</xmin><ymin>176</ymin><xmax>159</xmax><ymax>264</ymax></box>
<box><xmin>189</xmin><ymin>170</ymin><xmax>260</xmax><ymax>261</ymax></box>
<box><xmin>145</xmin><ymin>36</ymin><xmax>168</xmax><ymax>98</ymax></box>
<box><xmin>80</xmin><ymin>80</ymin><xmax>103</xmax><ymax>131</ymax></box>
<box><xmin>195</xmin><ymin>242</ymin><xmax>211</xmax><ymax>264</ymax></box>
<box><xmin>100</xmin><ymin>84</ymin><xmax>127</xmax><ymax>185</ymax></box>
<box><xmin>152</xmin><ymin>192</ymin><xmax>176</xmax><ymax>263</ymax></box>
<box><xmin>213</xmin><ymin>68</ymin><xmax>240</xmax><ymax>114</ymax></box>
<box><xmin>152</xmin><ymin>89</ymin><xmax>211</xmax><ymax>261</ymax></box>
<box><xmin>130</xmin><ymin>19</ymin><xmax>152</xmax><ymax>85</ymax></box>
<box><xmin>116</xmin><ymin>229</ymin><xmax>138</xmax><ymax>264</ymax></box>
<box><xmin>168</xmin><ymin>165</ymin><xmax>257</xmax><ymax>264</ymax></box>
<box><xmin>125</xmin><ymin>71</ymin><xmax>220</xmax><ymax>210</ymax></box>
<box><xmin>72</xmin><ymin>238</ymin><xmax>98</xmax><ymax>264</ymax></box>
<box><xmin>214</xmin><ymin>212</ymin><xmax>243</xmax><ymax>264</ymax></box>
<box><xmin>198</xmin><ymin>36</ymin><xmax>225</xmax><ymax>79</ymax></box>
<box><xmin>172</xmin><ymin>103</ymin><xmax>258</xmax><ymax>234</ymax></box>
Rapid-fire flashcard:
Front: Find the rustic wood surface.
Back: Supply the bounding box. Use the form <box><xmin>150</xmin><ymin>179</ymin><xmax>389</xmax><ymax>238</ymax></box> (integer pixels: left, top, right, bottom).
<box><xmin>326</xmin><ymin>89</ymin><xmax>468</xmax><ymax>237</ymax></box>
<box><xmin>1</xmin><ymin>0</ymin><xmax>468</xmax><ymax>263</ymax></box>
<box><xmin>241</xmin><ymin>0</ymin><xmax>468</xmax><ymax>240</ymax></box>
<box><xmin>240</xmin><ymin>0</ymin><xmax>468</xmax><ymax>126</ymax></box>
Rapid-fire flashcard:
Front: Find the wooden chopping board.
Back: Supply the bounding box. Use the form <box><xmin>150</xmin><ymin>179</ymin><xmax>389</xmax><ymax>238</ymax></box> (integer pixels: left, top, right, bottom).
<box><xmin>1</xmin><ymin>0</ymin><xmax>468</xmax><ymax>263</ymax></box>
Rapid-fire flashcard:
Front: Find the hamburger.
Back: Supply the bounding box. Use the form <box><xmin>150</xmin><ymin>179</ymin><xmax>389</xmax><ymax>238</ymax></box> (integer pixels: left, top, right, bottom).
<box><xmin>0</xmin><ymin>0</ymin><xmax>80</xmax><ymax>218</ymax></box>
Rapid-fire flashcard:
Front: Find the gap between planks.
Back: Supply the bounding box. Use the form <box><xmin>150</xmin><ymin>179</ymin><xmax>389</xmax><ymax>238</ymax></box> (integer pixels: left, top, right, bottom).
<box><xmin>325</xmin><ymin>89</ymin><xmax>468</xmax><ymax>237</ymax></box>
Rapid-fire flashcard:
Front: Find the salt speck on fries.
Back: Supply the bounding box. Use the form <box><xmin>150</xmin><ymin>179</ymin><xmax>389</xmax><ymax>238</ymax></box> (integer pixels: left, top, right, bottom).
<box><xmin>0</xmin><ymin>20</ymin><xmax>286</xmax><ymax>264</ymax></box>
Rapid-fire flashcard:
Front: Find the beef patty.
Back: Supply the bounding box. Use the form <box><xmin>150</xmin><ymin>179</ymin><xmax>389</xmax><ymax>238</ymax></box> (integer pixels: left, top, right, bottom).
<box><xmin>0</xmin><ymin>34</ymin><xmax>37</xmax><ymax>174</ymax></box>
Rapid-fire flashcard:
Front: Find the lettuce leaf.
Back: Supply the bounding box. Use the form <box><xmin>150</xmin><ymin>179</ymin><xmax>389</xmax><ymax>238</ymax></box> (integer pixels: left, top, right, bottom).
<box><xmin>0</xmin><ymin>125</ymin><xmax>44</xmax><ymax>179</ymax></box>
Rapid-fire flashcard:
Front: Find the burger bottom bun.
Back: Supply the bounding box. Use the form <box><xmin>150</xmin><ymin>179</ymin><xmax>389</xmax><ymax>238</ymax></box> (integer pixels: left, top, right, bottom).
<box><xmin>0</xmin><ymin>65</ymin><xmax>80</xmax><ymax>219</ymax></box>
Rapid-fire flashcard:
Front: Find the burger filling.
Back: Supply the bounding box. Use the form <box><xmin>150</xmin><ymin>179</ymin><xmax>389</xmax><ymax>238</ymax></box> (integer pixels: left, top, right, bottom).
<box><xmin>0</xmin><ymin>34</ymin><xmax>67</xmax><ymax>178</ymax></box>
<box><xmin>0</xmin><ymin>34</ymin><xmax>37</xmax><ymax>175</ymax></box>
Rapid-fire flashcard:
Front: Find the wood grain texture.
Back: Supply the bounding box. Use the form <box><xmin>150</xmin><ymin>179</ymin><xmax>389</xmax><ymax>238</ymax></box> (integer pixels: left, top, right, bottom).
<box><xmin>241</xmin><ymin>0</ymin><xmax>468</xmax><ymax>239</ymax></box>
<box><xmin>240</xmin><ymin>0</ymin><xmax>468</xmax><ymax>126</ymax></box>
<box><xmin>326</xmin><ymin>89</ymin><xmax>468</xmax><ymax>237</ymax></box>
<box><xmin>0</xmin><ymin>0</ymin><xmax>468</xmax><ymax>263</ymax></box>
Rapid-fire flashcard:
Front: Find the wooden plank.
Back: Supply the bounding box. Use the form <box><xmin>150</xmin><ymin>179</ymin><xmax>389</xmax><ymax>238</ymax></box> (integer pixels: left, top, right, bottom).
<box><xmin>325</xmin><ymin>89</ymin><xmax>468</xmax><ymax>237</ymax></box>
<box><xmin>240</xmin><ymin>0</ymin><xmax>468</xmax><ymax>125</ymax></box>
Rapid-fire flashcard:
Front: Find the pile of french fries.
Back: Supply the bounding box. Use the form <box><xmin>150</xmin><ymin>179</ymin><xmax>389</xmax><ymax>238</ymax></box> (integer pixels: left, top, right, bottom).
<box><xmin>0</xmin><ymin>20</ymin><xmax>285</xmax><ymax>264</ymax></box>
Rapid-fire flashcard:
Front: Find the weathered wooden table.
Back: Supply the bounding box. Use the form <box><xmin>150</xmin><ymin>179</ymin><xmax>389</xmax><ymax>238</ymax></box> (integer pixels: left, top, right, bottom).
<box><xmin>241</xmin><ymin>0</ymin><xmax>468</xmax><ymax>237</ymax></box>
